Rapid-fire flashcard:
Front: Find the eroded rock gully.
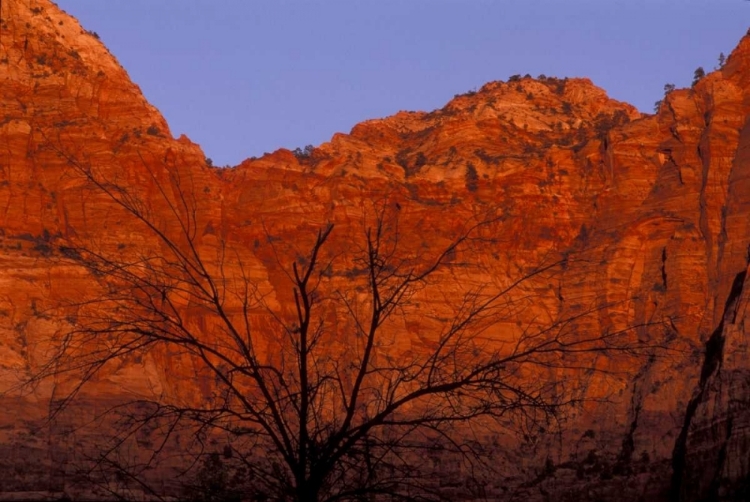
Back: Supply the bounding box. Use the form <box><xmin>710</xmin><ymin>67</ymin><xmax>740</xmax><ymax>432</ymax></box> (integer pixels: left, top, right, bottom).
<box><xmin>1</xmin><ymin>1</ymin><xmax>749</xmax><ymax>499</ymax></box>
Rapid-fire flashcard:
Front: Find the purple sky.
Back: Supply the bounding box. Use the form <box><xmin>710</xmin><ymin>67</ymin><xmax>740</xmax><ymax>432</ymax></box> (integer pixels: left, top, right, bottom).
<box><xmin>55</xmin><ymin>0</ymin><xmax>748</xmax><ymax>167</ymax></box>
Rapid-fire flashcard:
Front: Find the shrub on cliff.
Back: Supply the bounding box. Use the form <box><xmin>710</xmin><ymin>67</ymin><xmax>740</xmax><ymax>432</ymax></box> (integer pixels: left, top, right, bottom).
<box><xmin>692</xmin><ymin>67</ymin><xmax>706</xmax><ymax>86</ymax></box>
<box><xmin>465</xmin><ymin>162</ymin><xmax>479</xmax><ymax>192</ymax></box>
<box><xmin>293</xmin><ymin>144</ymin><xmax>315</xmax><ymax>159</ymax></box>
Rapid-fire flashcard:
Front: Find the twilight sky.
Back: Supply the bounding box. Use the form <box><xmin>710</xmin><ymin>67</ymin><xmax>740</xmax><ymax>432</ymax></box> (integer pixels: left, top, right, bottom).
<box><xmin>55</xmin><ymin>0</ymin><xmax>748</xmax><ymax>167</ymax></box>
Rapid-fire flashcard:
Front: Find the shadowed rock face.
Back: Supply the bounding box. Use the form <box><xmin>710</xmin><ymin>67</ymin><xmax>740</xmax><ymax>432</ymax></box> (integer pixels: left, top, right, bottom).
<box><xmin>1</xmin><ymin>1</ymin><xmax>749</xmax><ymax>499</ymax></box>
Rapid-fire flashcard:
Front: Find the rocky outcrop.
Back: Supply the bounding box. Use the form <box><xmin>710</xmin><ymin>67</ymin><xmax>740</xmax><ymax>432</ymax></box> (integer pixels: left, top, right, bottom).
<box><xmin>1</xmin><ymin>0</ymin><xmax>750</xmax><ymax>499</ymax></box>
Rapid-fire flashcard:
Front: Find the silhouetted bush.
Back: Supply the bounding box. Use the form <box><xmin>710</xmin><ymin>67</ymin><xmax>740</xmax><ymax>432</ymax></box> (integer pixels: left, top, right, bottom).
<box><xmin>293</xmin><ymin>144</ymin><xmax>314</xmax><ymax>159</ymax></box>
<box><xmin>184</xmin><ymin>452</ymin><xmax>242</xmax><ymax>502</ymax></box>
<box><xmin>692</xmin><ymin>67</ymin><xmax>705</xmax><ymax>87</ymax></box>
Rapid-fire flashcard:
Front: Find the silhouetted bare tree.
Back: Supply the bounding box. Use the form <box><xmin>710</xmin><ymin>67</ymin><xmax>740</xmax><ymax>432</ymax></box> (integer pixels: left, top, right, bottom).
<box><xmin>34</xmin><ymin>151</ymin><xmax>656</xmax><ymax>501</ymax></box>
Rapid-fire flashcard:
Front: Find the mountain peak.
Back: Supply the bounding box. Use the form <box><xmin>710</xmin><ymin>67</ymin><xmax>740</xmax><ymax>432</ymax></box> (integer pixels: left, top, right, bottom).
<box><xmin>248</xmin><ymin>74</ymin><xmax>640</xmax><ymax>180</ymax></box>
<box><xmin>1</xmin><ymin>0</ymin><xmax>170</xmax><ymax>136</ymax></box>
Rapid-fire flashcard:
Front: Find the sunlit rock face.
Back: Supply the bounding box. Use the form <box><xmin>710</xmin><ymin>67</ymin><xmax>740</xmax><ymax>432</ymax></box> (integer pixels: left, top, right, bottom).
<box><xmin>1</xmin><ymin>0</ymin><xmax>750</xmax><ymax>499</ymax></box>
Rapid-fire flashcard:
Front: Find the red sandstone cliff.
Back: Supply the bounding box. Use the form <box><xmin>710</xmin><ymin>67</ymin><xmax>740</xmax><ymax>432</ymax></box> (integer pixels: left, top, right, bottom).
<box><xmin>1</xmin><ymin>0</ymin><xmax>749</xmax><ymax>500</ymax></box>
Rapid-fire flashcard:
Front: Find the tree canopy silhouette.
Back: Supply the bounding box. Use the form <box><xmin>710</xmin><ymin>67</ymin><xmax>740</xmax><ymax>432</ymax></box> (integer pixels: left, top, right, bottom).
<box><xmin>34</xmin><ymin>151</ymin><xmax>657</xmax><ymax>501</ymax></box>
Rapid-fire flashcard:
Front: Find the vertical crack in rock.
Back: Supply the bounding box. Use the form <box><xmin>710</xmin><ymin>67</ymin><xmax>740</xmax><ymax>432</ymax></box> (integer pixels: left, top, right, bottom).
<box><xmin>696</xmin><ymin>139</ymin><xmax>716</xmax><ymax>292</ymax></box>
<box><xmin>615</xmin><ymin>396</ymin><xmax>641</xmax><ymax>475</ymax></box>
<box><xmin>616</xmin><ymin>356</ymin><xmax>654</xmax><ymax>476</ymax></box>
<box><xmin>707</xmin><ymin>414</ymin><xmax>734</xmax><ymax>500</ymax></box>
<box><xmin>661</xmin><ymin>247</ymin><xmax>668</xmax><ymax>290</ymax></box>
<box><xmin>670</xmin><ymin>269</ymin><xmax>747</xmax><ymax>501</ymax></box>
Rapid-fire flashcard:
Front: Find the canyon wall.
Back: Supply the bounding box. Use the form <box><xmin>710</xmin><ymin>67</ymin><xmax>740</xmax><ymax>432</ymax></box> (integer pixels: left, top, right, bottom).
<box><xmin>0</xmin><ymin>0</ymin><xmax>749</xmax><ymax>499</ymax></box>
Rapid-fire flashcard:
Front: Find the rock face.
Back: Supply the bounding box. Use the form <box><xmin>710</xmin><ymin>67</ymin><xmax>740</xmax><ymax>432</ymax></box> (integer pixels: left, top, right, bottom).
<box><xmin>1</xmin><ymin>1</ymin><xmax>750</xmax><ymax>499</ymax></box>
